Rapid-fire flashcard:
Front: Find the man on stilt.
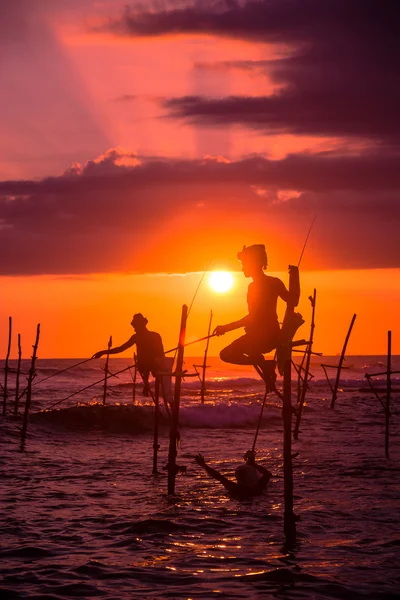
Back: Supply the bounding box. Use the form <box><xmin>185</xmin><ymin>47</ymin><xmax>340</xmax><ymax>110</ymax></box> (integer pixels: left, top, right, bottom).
<box><xmin>93</xmin><ymin>313</ymin><xmax>165</xmax><ymax>396</ymax></box>
<box><xmin>214</xmin><ymin>245</ymin><xmax>300</xmax><ymax>391</ymax></box>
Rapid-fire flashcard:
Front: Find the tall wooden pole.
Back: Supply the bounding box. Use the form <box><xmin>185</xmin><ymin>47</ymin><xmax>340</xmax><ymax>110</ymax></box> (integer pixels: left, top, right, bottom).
<box><xmin>167</xmin><ymin>305</ymin><xmax>188</xmax><ymax>495</ymax></box>
<box><xmin>132</xmin><ymin>352</ymin><xmax>137</xmax><ymax>405</ymax></box>
<box><xmin>283</xmin><ymin>354</ymin><xmax>296</xmax><ymax>547</ymax></box>
<box><xmin>294</xmin><ymin>289</ymin><xmax>316</xmax><ymax>439</ymax></box>
<box><xmin>14</xmin><ymin>334</ymin><xmax>22</xmax><ymax>415</ymax></box>
<box><xmin>331</xmin><ymin>314</ymin><xmax>356</xmax><ymax>409</ymax></box>
<box><xmin>21</xmin><ymin>324</ymin><xmax>40</xmax><ymax>448</ymax></box>
<box><xmin>200</xmin><ymin>310</ymin><xmax>213</xmax><ymax>404</ymax></box>
<box><xmin>153</xmin><ymin>377</ymin><xmax>160</xmax><ymax>474</ymax></box>
<box><xmin>385</xmin><ymin>331</ymin><xmax>391</xmax><ymax>458</ymax></box>
<box><xmin>2</xmin><ymin>316</ymin><xmax>12</xmax><ymax>416</ymax></box>
<box><xmin>279</xmin><ymin>265</ymin><xmax>300</xmax><ymax>547</ymax></box>
<box><xmin>102</xmin><ymin>335</ymin><xmax>112</xmax><ymax>406</ymax></box>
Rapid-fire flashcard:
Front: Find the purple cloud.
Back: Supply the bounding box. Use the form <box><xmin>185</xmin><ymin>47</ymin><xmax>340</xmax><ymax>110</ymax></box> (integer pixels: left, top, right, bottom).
<box><xmin>0</xmin><ymin>147</ymin><xmax>399</xmax><ymax>274</ymax></box>
<box><xmin>105</xmin><ymin>0</ymin><xmax>399</xmax><ymax>144</ymax></box>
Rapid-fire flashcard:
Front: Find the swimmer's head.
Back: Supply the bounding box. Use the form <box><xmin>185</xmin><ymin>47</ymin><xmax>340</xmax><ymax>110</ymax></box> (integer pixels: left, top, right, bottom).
<box><xmin>243</xmin><ymin>449</ymin><xmax>256</xmax><ymax>466</ymax></box>
<box><xmin>237</xmin><ymin>245</ymin><xmax>268</xmax><ymax>277</ymax></box>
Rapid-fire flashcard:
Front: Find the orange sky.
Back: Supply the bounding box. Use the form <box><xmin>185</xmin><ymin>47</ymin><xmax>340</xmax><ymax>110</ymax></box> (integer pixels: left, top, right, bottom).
<box><xmin>1</xmin><ymin>269</ymin><xmax>398</xmax><ymax>358</ymax></box>
<box><xmin>0</xmin><ymin>2</ymin><xmax>398</xmax><ymax>360</ymax></box>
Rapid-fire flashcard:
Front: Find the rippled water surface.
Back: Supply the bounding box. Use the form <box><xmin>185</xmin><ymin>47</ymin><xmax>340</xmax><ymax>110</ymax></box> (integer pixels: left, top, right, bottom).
<box><xmin>1</xmin><ymin>356</ymin><xmax>399</xmax><ymax>599</ymax></box>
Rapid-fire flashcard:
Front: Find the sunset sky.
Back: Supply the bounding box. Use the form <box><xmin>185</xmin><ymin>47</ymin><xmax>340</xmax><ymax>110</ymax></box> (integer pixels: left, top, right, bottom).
<box><xmin>1</xmin><ymin>0</ymin><xmax>399</xmax><ymax>358</ymax></box>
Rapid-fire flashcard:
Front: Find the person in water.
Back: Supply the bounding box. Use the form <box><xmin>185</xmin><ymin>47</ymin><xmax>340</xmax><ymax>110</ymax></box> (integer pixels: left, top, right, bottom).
<box><xmin>195</xmin><ymin>450</ymin><xmax>272</xmax><ymax>500</ymax></box>
<box><xmin>214</xmin><ymin>244</ymin><xmax>300</xmax><ymax>390</ymax></box>
<box><xmin>92</xmin><ymin>313</ymin><xmax>165</xmax><ymax>396</ymax></box>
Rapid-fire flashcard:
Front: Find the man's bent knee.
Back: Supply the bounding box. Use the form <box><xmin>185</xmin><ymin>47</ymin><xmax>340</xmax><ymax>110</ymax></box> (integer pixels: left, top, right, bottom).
<box><xmin>220</xmin><ymin>347</ymin><xmax>232</xmax><ymax>363</ymax></box>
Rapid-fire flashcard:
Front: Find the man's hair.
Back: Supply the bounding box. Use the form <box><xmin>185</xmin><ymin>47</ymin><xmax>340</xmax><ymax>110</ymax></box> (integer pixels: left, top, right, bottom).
<box><xmin>237</xmin><ymin>244</ymin><xmax>268</xmax><ymax>269</ymax></box>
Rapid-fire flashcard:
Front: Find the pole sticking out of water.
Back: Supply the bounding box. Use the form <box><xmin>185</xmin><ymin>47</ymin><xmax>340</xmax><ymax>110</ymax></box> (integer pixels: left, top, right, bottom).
<box><xmin>283</xmin><ymin>349</ymin><xmax>296</xmax><ymax>547</ymax></box>
<box><xmin>153</xmin><ymin>377</ymin><xmax>160</xmax><ymax>474</ymax></box>
<box><xmin>2</xmin><ymin>316</ymin><xmax>12</xmax><ymax>416</ymax></box>
<box><xmin>167</xmin><ymin>304</ymin><xmax>188</xmax><ymax>496</ymax></box>
<box><xmin>132</xmin><ymin>353</ymin><xmax>137</xmax><ymax>405</ymax></box>
<box><xmin>294</xmin><ymin>289</ymin><xmax>317</xmax><ymax>440</ymax></box>
<box><xmin>331</xmin><ymin>314</ymin><xmax>356</xmax><ymax>409</ymax></box>
<box><xmin>14</xmin><ymin>334</ymin><xmax>22</xmax><ymax>415</ymax></box>
<box><xmin>200</xmin><ymin>310</ymin><xmax>213</xmax><ymax>404</ymax></box>
<box><xmin>21</xmin><ymin>324</ymin><xmax>40</xmax><ymax>449</ymax></box>
<box><xmin>385</xmin><ymin>331</ymin><xmax>392</xmax><ymax>458</ymax></box>
<box><xmin>102</xmin><ymin>335</ymin><xmax>112</xmax><ymax>406</ymax></box>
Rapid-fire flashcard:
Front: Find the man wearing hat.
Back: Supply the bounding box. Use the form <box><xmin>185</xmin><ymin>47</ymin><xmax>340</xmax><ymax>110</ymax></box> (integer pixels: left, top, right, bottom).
<box><xmin>92</xmin><ymin>313</ymin><xmax>165</xmax><ymax>396</ymax></box>
<box><xmin>214</xmin><ymin>244</ymin><xmax>300</xmax><ymax>390</ymax></box>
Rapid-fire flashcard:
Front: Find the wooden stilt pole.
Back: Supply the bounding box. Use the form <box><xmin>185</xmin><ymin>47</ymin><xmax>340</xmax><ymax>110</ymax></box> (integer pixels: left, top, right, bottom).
<box><xmin>153</xmin><ymin>377</ymin><xmax>160</xmax><ymax>474</ymax></box>
<box><xmin>385</xmin><ymin>331</ymin><xmax>391</xmax><ymax>458</ymax></box>
<box><xmin>167</xmin><ymin>304</ymin><xmax>188</xmax><ymax>495</ymax></box>
<box><xmin>102</xmin><ymin>335</ymin><xmax>112</xmax><ymax>406</ymax></box>
<box><xmin>200</xmin><ymin>310</ymin><xmax>212</xmax><ymax>404</ymax></box>
<box><xmin>21</xmin><ymin>324</ymin><xmax>40</xmax><ymax>448</ymax></box>
<box><xmin>14</xmin><ymin>334</ymin><xmax>22</xmax><ymax>415</ymax></box>
<box><xmin>294</xmin><ymin>289</ymin><xmax>316</xmax><ymax>440</ymax></box>
<box><xmin>132</xmin><ymin>352</ymin><xmax>137</xmax><ymax>405</ymax></box>
<box><xmin>283</xmin><ymin>354</ymin><xmax>296</xmax><ymax>547</ymax></box>
<box><xmin>2</xmin><ymin>316</ymin><xmax>12</xmax><ymax>416</ymax></box>
<box><xmin>331</xmin><ymin>314</ymin><xmax>356</xmax><ymax>409</ymax></box>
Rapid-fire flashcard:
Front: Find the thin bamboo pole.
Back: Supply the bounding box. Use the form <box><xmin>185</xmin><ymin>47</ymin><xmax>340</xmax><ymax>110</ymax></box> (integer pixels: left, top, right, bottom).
<box><xmin>283</xmin><ymin>354</ymin><xmax>296</xmax><ymax>547</ymax></box>
<box><xmin>385</xmin><ymin>331</ymin><xmax>391</xmax><ymax>458</ymax></box>
<box><xmin>331</xmin><ymin>314</ymin><xmax>356</xmax><ymax>409</ymax></box>
<box><xmin>132</xmin><ymin>352</ymin><xmax>137</xmax><ymax>405</ymax></box>
<box><xmin>14</xmin><ymin>334</ymin><xmax>22</xmax><ymax>415</ymax></box>
<box><xmin>153</xmin><ymin>377</ymin><xmax>160</xmax><ymax>474</ymax></box>
<box><xmin>167</xmin><ymin>305</ymin><xmax>188</xmax><ymax>495</ymax></box>
<box><xmin>2</xmin><ymin>316</ymin><xmax>12</xmax><ymax>416</ymax></box>
<box><xmin>296</xmin><ymin>351</ymin><xmax>307</xmax><ymax>404</ymax></box>
<box><xmin>294</xmin><ymin>290</ymin><xmax>317</xmax><ymax>440</ymax></box>
<box><xmin>102</xmin><ymin>335</ymin><xmax>112</xmax><ymax>406</ymax></box>
<box><xmin>21</xmin><ymin>324</ymin><xmax>40</xmax><ymax>448</ymax></box>
<box><xmin>200</xmin><ymin>310</ymin><xmax>213</xmax><ymax>404</ymax></box>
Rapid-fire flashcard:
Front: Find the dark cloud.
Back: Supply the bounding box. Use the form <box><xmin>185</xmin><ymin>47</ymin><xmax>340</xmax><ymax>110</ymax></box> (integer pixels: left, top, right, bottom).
<box><xmin>105</xmin><ymin>0</ymin><xmax>399</xmax><ymax>144</ymax></box>
<box><xmin>0</xmin><ymin>147</ymin><xmax>399</xmax><ymax>275</ymax></box>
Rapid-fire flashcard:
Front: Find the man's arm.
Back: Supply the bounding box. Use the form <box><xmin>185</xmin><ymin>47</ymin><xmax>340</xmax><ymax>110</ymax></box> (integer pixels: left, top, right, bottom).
<box><xmin>92</xmin><ymin>335</ymin><xmax>136</xmax><ymax>359</ymax></box>
<box><xmin>195</xmin><ymin>454</ymin><xmax>237</xmax><ymax>493</ymax></box>
<box><xmin>278</xmin><ymin>266</ymin><xmax>300</xmax><ymax>307</ymax></box>
<box><xmin>214</xmin><ymin>315</ymin><xmax>250</xmax><ymax>336</ymax></box>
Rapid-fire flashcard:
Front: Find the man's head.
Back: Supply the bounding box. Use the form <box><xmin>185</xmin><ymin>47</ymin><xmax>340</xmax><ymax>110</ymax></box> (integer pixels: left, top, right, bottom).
<box><xmin>243</xmin><ymin>449</ymin><xmax>256</xmax><ymax>466</ymax></box>
<box><xmin>237</xmin><ymin>245</ymin><xmax>268</xmax><ymax>277</ymax></box>
<box><xmin>131</xmin><ymin>313</ymin><xmax>148</xmax><ymax>332</ymax></box>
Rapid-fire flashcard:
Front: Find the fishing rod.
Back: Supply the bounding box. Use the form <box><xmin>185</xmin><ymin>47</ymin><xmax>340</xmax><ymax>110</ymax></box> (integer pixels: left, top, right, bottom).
<box><xmin>187</xmin><ymin>259</ymin><xmax>213</xmax><ymax>318</ymax></box>
<box><xmin>36</xmin><ymin>363</ymin><xmax>135</xmax><ymax>413</ymax></box>
<box><xmin>165</xmin><ymin>332</ymin><xmax>217</xmax><ymax>355</ymax></box>
<box><xmin>168</xmin><ymin>260</ymin><xmax>213</xmax><ymax>359</ymax></box>
<box><xmin>297</xmin><ymin>215</ymin><xmax>317</xmax><ymax>268</ymax></box>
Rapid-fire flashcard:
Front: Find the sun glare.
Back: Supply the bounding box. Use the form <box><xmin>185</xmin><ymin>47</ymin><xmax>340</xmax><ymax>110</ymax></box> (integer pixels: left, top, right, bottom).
<box><xmin>208</xmin><ymin>271</ymin><xmax>234</xmax><ymax>293</ymax></box>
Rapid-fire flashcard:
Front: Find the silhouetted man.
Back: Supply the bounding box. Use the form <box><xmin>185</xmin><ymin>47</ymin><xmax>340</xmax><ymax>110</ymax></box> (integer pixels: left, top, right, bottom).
<box><xmin>195</xmin><ymin>451</ymin><xmax>272</xmax><ymax>500</ymax></box>
<box><xmin>93</xmin><ymin>313</ymin><xmax>165</xmax><ymax>396</ymax></box>
<box><xmin>214</xmin><ymin>244</ymin><xmax>299</xmax><ymax>390</ymax></box>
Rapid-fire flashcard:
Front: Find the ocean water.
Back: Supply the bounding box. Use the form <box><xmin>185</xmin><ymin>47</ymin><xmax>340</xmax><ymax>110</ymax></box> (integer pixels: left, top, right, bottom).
<box><xmin>1</xmin><ymin>355</ymin><xmax>399</xmax><ymax>600</ymax></box>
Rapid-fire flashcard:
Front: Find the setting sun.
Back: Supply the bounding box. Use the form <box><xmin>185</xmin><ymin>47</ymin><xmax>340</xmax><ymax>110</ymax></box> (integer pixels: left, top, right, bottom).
<box><xmin>208</xmin><ymin>271</ymin><xmax>234</xmax><ymax>293</ymax></box>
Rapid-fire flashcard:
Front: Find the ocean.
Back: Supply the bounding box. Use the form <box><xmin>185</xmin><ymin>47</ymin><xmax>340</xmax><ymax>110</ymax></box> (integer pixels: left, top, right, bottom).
<box><xmin>1</xmin><ymin>355</ymin><xmax>399</xmax><ymax>600</ymax></box>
